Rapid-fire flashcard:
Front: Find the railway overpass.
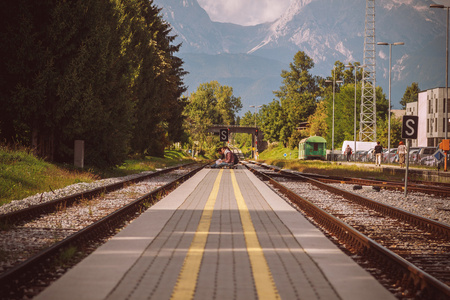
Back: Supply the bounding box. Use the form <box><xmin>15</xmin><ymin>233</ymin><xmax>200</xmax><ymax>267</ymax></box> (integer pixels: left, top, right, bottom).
<box><xmin>208</xmin><ymin>125</ymin><xmax>265</xmax><ymax>157</ymax></box>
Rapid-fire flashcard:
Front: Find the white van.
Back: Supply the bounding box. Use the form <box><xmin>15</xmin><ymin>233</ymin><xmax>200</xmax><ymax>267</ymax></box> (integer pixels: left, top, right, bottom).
<box><xmin>341</xmin><ymin>141</ymin><xmax>377</xmax><ymax>153</ymax></box>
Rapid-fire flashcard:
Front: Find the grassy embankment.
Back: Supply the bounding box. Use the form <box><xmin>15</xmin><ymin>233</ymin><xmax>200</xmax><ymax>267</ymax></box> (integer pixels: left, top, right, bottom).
<box><xmin>257</xmin><ymin>144</ymin><xmax>411</xmax><ymax>182</ymax></box>
<box><xmin>1</xmin><ymin>143</ymin><xmax>436</xmax><ymax>207</ymax></box>
<box><xmin>0</xmin><ymin>146</ymin><xmax>196</xmax><ymax>206</ymax></box>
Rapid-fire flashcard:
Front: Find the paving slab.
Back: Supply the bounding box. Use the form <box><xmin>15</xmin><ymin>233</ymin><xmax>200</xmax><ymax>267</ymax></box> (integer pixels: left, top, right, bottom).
<box><xmin>36</xmin><ymin>168</ymin><xmax>395</xmax><ymax>300</ymax></box>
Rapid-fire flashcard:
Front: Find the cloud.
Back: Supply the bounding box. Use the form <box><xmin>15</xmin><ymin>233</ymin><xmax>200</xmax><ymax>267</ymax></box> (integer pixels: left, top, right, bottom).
<box><xmin>380</xmin><ymin>0</ymin><xmax>450</xmax><ymax>11</ymax></box>
<box><xmin>197</xmin><ymin>0</ymin><xmax>292</xmax><ymax>26</ymax></box>
<box><xmin>435</xmin><ymin>0</ymin><xmax>450</xmax><ymax>5</ymax></box>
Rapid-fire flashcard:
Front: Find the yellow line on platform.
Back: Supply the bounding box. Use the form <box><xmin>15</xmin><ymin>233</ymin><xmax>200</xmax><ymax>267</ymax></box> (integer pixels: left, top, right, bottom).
<box><xmin>230</xmin><ymin>170</ymin><xmax>280</xmax><ymax>300</ymax></box>
<box><xmin>171</xmin><ymin>169</ymin><xmax>223</xmax><ymax>300</ymax></box>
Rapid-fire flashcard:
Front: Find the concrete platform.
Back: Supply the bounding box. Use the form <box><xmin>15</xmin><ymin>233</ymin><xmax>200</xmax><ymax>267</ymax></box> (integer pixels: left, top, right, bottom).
<box><xmin>36</xmin><ymin>168</ymin><xmax>395</xmax><ymax>300</ymax></box>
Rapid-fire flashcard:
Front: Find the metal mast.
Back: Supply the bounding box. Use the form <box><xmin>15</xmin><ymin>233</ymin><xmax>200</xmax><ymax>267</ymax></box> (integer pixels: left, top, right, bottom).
<box><xmin>360</xmin><ymin>0</ymin><xmax>377</xmax><ymax>142</ymax></box>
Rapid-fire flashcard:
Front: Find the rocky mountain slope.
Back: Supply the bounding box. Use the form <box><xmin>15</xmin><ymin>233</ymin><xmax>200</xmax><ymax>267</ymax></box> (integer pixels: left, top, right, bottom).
<box><xmin>154</xmin><ymin>0</ymin><xmax>447</xmax><ymax>111</ymax></box>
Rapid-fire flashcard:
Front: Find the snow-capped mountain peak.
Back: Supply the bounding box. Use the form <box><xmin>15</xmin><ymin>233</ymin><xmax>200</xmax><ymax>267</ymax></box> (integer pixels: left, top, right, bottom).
<box><xmin>153</xmin><ymin>0</ymin><xmax>448</xmax><ymax>109</ymax></box>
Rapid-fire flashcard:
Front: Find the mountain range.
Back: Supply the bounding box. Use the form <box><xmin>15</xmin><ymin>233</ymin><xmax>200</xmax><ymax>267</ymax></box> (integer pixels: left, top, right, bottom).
<box><xmin>153</xmin><ymin>0</ymin><xmax>448</xmax><ymax>113</ymax></box>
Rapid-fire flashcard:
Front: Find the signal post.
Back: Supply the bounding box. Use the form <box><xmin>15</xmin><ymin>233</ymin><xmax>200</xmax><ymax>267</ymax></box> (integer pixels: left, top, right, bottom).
<box><xmin>440</xmin><ymin>139</ymin><xmax>450</xmax><ymax>172</ymax></box>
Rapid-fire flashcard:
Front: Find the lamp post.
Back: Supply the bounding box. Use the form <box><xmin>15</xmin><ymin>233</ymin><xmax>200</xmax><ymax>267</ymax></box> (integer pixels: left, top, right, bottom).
<box><xmin>377</xmin><ymin>41</ymin><xmax>404</xmax><ymax>164</ymax></box>
<box><xmin>249</xmin><ymin>105</ymin><xmax>262</xmax><ymax>127</ymax></box>
<box><xmin>345</xmin><ymin>64</ymin><xmax>366</xmax><ymax>161</ymax></box>
<box><xmin>431</xmin><ymin>4</ymin><xmax>449</xmax><ymax>140</ymax></box>
<box><xmin>249</xmin><ymin>105</ymin><xmax>262</xmax><ymax>159</ymax></box>
<box><xmin>325</xmin><ymin>69</ymin><xmax>343</xmax><ymax>161</ymax></box>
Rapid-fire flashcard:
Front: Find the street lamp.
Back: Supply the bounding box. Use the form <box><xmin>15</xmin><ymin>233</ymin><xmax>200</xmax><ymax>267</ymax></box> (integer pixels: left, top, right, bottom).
<box><xmin>249</xmin><ymin>105</ymin><xmax>262</xmax><ymax>159</ymax></box>
<box><xmin>345</xmin><ymin>64</ymin><xmax>366</xmax><ymax>161</ymax></box>
<box><xmin>377</xmin><ymin>41</ymin><xmax>404</xmax><ymax>163</ymax></box>
<box><xmin>431</xmin><ymin>4</ymin><xmax>450</xmax><ymax>171</ymax></box>
<box><xmin>249</xmin><ymin>105</ymin><xmax>262</xmax><ymax>127</ymax></box>
<box><xmin>431</xmin><ymin>4</ymin><xmax>449</xmax><ymax>140</ymax></box>
<box><xmin>325</xmin><ymin>68</ymin><xmax>343</xmax><ymax>161</ymax></box>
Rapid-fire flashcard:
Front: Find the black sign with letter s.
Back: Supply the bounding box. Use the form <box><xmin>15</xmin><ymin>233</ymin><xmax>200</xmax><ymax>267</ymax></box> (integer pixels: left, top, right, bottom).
<box><xmin>402</xmin><ymin>116</ymin><xmax>418</xmax><ymax>139</ymax></box>
<box><xmin>219</xmin><ymin>128</ymin><xmax>228</xmax><ymax>142</ymax></box>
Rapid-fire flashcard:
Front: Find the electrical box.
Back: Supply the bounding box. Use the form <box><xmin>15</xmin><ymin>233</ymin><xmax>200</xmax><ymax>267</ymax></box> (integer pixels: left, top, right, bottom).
<box><xmin>440</xmin><ymin>139</ymin><xmax>450</xmax><ymax>151</ymax></box>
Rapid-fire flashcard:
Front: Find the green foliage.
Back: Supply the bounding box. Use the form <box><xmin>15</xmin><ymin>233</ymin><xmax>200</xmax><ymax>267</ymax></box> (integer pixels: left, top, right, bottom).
<box><xmin>288</xmin><ymin>129</ymin><xmax>308</xmax><ymax>150</ymax></box>
<box><xmin>183</xmin><ymin>81</ymin><xmax>242</xmax><ymax>152</ymax></box>
<box><xmin>319</xmin><ymin>61</ymin><xmax>388</xmax><ymax>150</ymax></box>
<box><xmin>235</xmin><ymin>53</ymin><xmax>411</xmax><ymax>154</ymax></box>
<box><xmin>245</xmin><ymin>56</ymin><xmax>393</xmax><ymax>153</ymax></box>
<box><xmin>0</xmin><ymin>146</ymin><xmax>98</xmax><ymax>205</ymax></box>
<box><xmin>400</xmin><ymin>82</ymin><xmax>420</xmax><ymax>109</ymax></box>
<box><xmin>323</xmin><ymin>83</ymin><xmax>361</xmax><ymax>149</ymax></box>
<box><xmin>272</xmin><ymin>51</ymin><xmax>320</xmax><ymax>145</ymax></box>
<box><xmin>255</xmin><ymin>159</ymin><xmax>406</xmax><ymax>182</ymax></box>
<box><xmin>57</xmin><ymin>246</ymin><xmax>78</xmax><ymax>266</ymax></box>
<box><xmin>234</xmin><ymin>111</ymin><xmax>255</xmax><ymax>151</ymax></box>
<box><xmin>258</xmin><ymin>144</ymin><xmax>298</xmax><ymax>160</ymax></box>
<box><xmin>260</xmin><ymin>101</ymin><xmax>284</xmax><ymax>143</ymax></box>
<box><xmin>308</xmin><ymin>99</ymin><xmax>328</xmax><ymax>137</ymax></box>
<box><xmin>0</xmin><ymin>146</ymin><xmax>194</xmax><ymax>205</ymax></box>
<box><xmin>0</xmin><ymin>0</ymin><xmax>186</xmax><ymax>167</ymax></box>
<box><xmin>376</xmin><ymin>114</ymin><xmax>403</xmax><ymax>149</ymax></box>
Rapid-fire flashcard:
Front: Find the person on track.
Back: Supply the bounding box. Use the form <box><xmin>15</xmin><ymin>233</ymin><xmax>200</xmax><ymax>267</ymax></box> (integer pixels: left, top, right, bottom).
<box><xmin>344</xmin><ymin>145</ymin><xmax>352</xmax><ymax>162</ymax></box>
<box><xmin>374</xmin><ymin>141</ymin><xmax>383</xmax><ymax>167</ymax></box>
<box><xmin>397</xmin><ymin>141</ymin><xmax>406</xmax><ymax>168</ymax></box>
<box><xmin>211</xmin><ymin>147</ymin><xmax>235</xmax><ymax>168</ymax></box>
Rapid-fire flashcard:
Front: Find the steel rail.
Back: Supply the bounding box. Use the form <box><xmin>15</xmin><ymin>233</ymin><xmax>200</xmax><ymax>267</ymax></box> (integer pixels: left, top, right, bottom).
<box><xmin>249</xmin><ymin>162</ymin><xmax>450</xmax><ymax>238</ymax></box>
<box><xmin>251</xmin><ymin>161</ymin><xmax>450</xmax><ymax>197</ymax></box>
<box><xmin>0</xmin><ymin>163</ymin><xmax>206</xmax><ymax>297</ymax></box>
<box><xmin>245</xmin><ymin>163</ymin><xmax>450</xmax><ymax>299</ymax></box>
<box><xmin>0</xmin><ymin>163</ymin><xmax>196</xmax><ymax>225</ymax></box>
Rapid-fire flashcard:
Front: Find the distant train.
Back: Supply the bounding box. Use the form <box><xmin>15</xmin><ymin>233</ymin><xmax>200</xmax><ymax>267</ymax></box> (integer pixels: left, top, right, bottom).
<box><xmin>298</xmin><ymin>136</ymin><xmax>327</xmax><ymax>160</ymax></box>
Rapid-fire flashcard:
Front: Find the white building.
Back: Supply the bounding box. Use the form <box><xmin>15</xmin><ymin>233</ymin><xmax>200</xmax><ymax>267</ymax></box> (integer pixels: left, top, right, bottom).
<box><xmin>407</xmin><ymin>87</ymin><xmax>450</xmax><ymax>147</ymax></box>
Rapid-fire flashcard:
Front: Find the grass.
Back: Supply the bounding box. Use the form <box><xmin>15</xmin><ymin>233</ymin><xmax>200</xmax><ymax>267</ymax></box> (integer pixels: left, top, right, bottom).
<box><xmin>0</xmin><ymin>147</ymin><xmax>98</xmax><ymax>206</ymax></box>
<box><xmin>256</xmin><ymin>144</ymin><xmax>426</xmax><ymax>182</ymax></box>
<box><xmin>258</xmin><ymin>144</ymin><xmax>299</xmax><ymax>160</ymax></box>
<box><xmin>104</xmin><ymin>150</ymin><xmax>194</xmax><ymax>177</ymax></box>
<box><xmin>261</xmin><ymin>159</ymin><xmax>406</xmax><ymax>181</ymax></box>
<box><xmin>0</xmin><ymin>147</ymin><xmax>195</xmax><ymax>207</ymax></box>
<box><xmin>2</xmin><ymin>143</ymin><xmax>437</xmax><ymax>208</ymax></box>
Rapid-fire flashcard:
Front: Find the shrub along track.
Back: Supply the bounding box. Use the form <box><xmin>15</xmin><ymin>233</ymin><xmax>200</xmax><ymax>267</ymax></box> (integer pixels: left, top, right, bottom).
<box><xmin>245</xmin><ymin>162</ymin><xmax>450</xmax><ymax>300</ymax></box>
<box><xmin>0</xmin><ymin>162</ymin><xmax>207</xmax><ymax>299</ymax></box>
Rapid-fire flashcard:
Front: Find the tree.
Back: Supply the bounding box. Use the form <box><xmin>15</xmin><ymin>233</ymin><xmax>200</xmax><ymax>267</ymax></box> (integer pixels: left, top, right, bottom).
<box><xmin>323</xmin><ymin>83</ymin><xmax>357</xmax><ymax>149</ymax></box>
<box><xmin>308</xmin><ymin>99</ymin><xmax>328</xmax><ymax>138</ymax></box>
<box><xmin>259</xmin><ymin>101</ymin><xmax>284</xmax><ymax>143</ymax></box>
<box><xmin>0</xmin><ymin>0</ymin><xmax>136</xmax><ymax>165</ymax></box>
<box><xmin>400</xmin><ymin>82</ymin><xmax>420</xmax><ymax>109</ymax></box>
<box><xmin>341</xmin><ymin>62</ymin><xmax>364</xmax><ymax>84</ymax></box>
<box><xmin>376</xmin><ymin>115</ymin><xmax>402</xmax><ymax>150</ymax></box>
<box><xmin>235</xmin><ymin>111</ymin><xmax>256</xmax><ymax>152</ymax></box>
<box><xmin>321</xmin><ymin>60</ymin><xmax>388</xmax><ymax>150</ymax></box>
<box><xmin>183</xmin><ymin>81</ymin><xmax>242</xmax><ymax>153</ymax></box>
<box><xmin>128</xmin><ymin>0</ymin><xmax>187</xmax><ymax>157</ymax></box>
<box><xmin>273</xmin><ymin>51</ymin><xmax>320</xmax><ymax>145</ymax></box>
<box><xmin>0</xmin><ymin>0</ymin><xmax>187</xmax><ymax>166</ymax></box>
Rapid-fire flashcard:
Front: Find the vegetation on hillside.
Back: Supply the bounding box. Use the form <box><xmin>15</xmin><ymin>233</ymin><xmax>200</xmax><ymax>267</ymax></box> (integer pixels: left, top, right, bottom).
<box><xmin>0</xmin><ymin>0</ymin><xmax>187</xmax><ymax>167</ymax></box>
<box><xmin>0</xmin><ymin>3</ymin><xmax>423</xmax><ymax>203</ymax></box>
<box><xmin>183</xmin><ymin>81</ymin><xmax>242</xmax><ymax>157</ymax></box>
<box><xmin>0</xmin><ymin>147</ymin><xmax>193</xmax><ymax>206</ymax></box>
<box><xmin>247</xmin><ymin>56</ymin><xmax>400</xmax><ymax>152</ymax></box>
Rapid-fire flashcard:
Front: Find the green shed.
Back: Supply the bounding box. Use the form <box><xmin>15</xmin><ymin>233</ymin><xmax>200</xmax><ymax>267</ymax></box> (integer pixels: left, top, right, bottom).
<box><xmin>298</xmin><ymin>136</ymin><xmax>327</xmax><ymax>160</ymax></box>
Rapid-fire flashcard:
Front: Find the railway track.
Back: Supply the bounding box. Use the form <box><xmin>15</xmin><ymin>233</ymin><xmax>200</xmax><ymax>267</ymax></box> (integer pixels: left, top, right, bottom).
<box><xmin>252</xmin><ymin>161</ymin><xmax>450</xmax><ymax>197</ymax></box>
<box><xmin>0</xmin><ymin>163</ymin><xmax>206</xmax><ymax>299</ymax></box>
<box><xmin>245</xmin><ymin>162</ymin><xmax>450</xmax><ymax>300</ymax></box>
<box><xmin>0</xmin><ymin>163</ymin><xmax>196</xmax><ymax>226</ymax></box>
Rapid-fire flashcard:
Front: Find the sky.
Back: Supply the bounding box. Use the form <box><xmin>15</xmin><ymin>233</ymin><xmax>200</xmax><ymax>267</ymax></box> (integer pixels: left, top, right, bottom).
<box><xmin>437</xmin><ymin>0</ymin><xmax>450</xmax><ymax>5</ymax></box>
<box><xmin>197</xmin><ymin>0</ymin><xmax>450</xmax><ymax>26</ymax></box>
<box><xmin>197</xmin><ymin>0</ymin><xmax>291</xmax><ymax>26</ymax></box>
